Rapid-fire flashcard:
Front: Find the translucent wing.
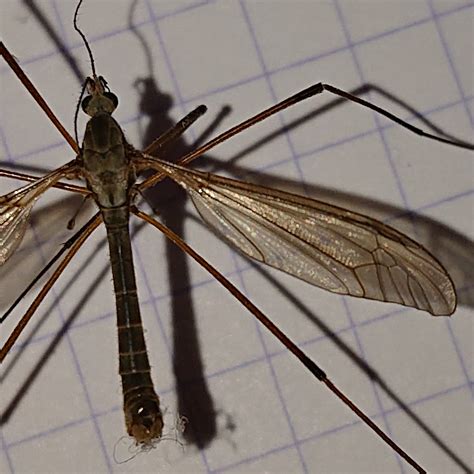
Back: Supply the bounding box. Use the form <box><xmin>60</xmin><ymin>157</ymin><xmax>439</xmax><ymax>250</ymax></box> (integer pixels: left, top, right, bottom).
<box><xmin>144</xmin><ymin>157</ymin><xmax>456</xmax><ymax>316</ymax></box>
<box><xmin>0</xmin><ymin>162</ymin><xmax>77</xmax><ymax>265</ymax></box>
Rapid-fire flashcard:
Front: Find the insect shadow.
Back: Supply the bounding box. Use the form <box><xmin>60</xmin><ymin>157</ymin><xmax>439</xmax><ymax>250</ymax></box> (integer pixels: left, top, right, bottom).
<box><xmin>1</xmin><ymin>1</ymin><xmax>471</xmax><ymax>470</ymax></box>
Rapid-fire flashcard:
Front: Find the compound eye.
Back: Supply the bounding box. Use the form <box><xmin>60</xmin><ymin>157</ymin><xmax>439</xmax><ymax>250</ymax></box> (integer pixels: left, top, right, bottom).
<box><xmin>104</xmin><ymin>92</ymin><xmax>118</xmax><ymax>109</ymax></box>
<box><xmin>81</xmin><ymin>95</ymin><xmax>92</xmax><ymax>113</ymax></box>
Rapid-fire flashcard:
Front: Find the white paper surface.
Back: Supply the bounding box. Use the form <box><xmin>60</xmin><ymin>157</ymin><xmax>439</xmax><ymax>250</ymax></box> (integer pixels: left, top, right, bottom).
<box><xmin>1</xmin><ymin>1</ymin><xmax>472</xmax><ymax>473</ymax></box>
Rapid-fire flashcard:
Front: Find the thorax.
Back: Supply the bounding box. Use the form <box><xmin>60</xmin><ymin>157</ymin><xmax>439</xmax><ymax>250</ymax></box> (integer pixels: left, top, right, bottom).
<box><xmin>81</xmin><ymin>112</ymin><xmax>135</xmax><ymax>208</ymax></box>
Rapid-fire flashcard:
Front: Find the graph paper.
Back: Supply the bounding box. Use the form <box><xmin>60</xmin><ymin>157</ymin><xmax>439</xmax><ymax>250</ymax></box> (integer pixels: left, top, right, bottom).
<box><xmin>0</xmin><ymin>1</ymin><xmax>472</xmax><ymax>473</ymax></box>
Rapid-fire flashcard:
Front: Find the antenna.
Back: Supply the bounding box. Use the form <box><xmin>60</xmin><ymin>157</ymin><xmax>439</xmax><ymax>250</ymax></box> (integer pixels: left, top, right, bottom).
<box><xmin>73</xmin><ymin>0</ymin><xmax>97</xmax><ymax>78</ymax></box>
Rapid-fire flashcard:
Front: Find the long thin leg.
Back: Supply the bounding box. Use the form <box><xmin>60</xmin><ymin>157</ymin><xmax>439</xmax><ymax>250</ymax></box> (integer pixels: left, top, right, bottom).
<box><xmin>137</xmin><ymin>84</ymin><xmax>328</xmax><ymax>190</ymax></box>
<box><xmin>143</xmin><ymin>105</ymin><xmax>208</xmax><ymax>155</ymax></box>
<box><xmin>1</xmin><ymin>42</ymin><xmax>79</xmax><ymax>154</ymax></box>
<box><xmin>0</xmin><ymin>213</ymin><xmax>100</xmax><ymax>325</ymax></box>
<box><xmin>0</xmin><ymin>214</ymin><xmax>101</xmax><ymax>363</ymax></box>
<box><xmin>320</xmin><ymin>83</ymin><xmax>474</xmax><ymax>149</ymax></box>
<box><xmin>132</xmin><ymin>207</ymin><xmax>426</xmax><ymax>473</ymax></box>
<box><xmin>138</xmin><ymin>82</ymin><xmax>473</xmax><ymax>192</ymax></box>
<box><xmin>0</xmin><ymin>169</ymin><xmax>89</xmax><ymax>194</ymax></box>
<box><xmin>2</xmin><ymin>39</ymin><xmax>205</xmax><ymax>161</ymax></box>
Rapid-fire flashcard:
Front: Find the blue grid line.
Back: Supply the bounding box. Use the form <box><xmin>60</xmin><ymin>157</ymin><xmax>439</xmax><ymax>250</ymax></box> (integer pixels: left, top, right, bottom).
<box><xmin>211</xmin><ymin>439</ymin><xmax>306</xmax><ymax>474</ymax></box>
<box><xmin>294</xmin><ymin>382</ymin><xmax>469</xmax><ymax>450</ymax></box>
<box><xmin>4</xmin><ymin>412</ymin><xmax>93</xmax><ymax>450</ymax></box>
<box><xmin>0</xmin><ymin>122</ymin><xmax>14</xmax><ymax>167</ymax></box>
<box><xmin>2</xmin><ymin>403</ymin><xmax>123</xmax><ymax>451</ymax></box>
<box><xmin>333</xmin><ymin>1</ymin><xmax>412</xmax><ymax>215</ymax></box>
<box><xmin>145</xmin><ymin>0</ymin><xmax>187</xmax><ymax>108</ymax></box>
<box><xmin>0</xmin><ymin>430</ymin><xmax>14</xmax><ymax>474</ymax></box>
<box><xmin>428</xmin><ymin>0</ymin><xmax>473</xmax><ymax>126</ymax></box>
<box><xmin>238</xmin><ymin>0</ymin><xmax>308</xmax><ymax>197</ymax></box>
<box><xmin>51</xmin><ymin>0</ymin><xmax>69</xmax><ymax>52</ymax></box>
<box><xmin>339</xmin><ymin>300</ymin><xmax>402</xmax><ymax>473</ymax></box>
<box><xmin>445</xmin><ymin>320</ymin><xmax>474</xmax><ymax>397</ymax></box>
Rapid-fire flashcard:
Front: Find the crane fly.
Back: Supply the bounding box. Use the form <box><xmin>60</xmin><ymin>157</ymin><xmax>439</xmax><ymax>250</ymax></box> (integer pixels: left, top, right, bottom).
<box><xmin>1</xmin><ymin>1</ymin><xmax>472</xmax><ymax>472</ymax></box>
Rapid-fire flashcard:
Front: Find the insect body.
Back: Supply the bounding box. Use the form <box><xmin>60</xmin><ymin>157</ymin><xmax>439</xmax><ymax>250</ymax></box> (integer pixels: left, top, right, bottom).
<box><xmin>1</xmin><ymin>1</ymin><xmax>472</xmax><ymax>472</ymax></box>
<box><xmin>80</xmin><ymin>75</ymin><xmax>163</xmax><ymax>444</ymax></box>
